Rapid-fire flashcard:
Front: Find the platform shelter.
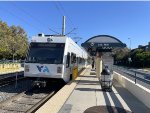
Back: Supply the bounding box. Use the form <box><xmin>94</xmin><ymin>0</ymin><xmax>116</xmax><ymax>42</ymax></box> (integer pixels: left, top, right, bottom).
<box><xmin>81</xmin><ymin>35</ymin><xmax>126</xmax><ymax>77</ymax></box>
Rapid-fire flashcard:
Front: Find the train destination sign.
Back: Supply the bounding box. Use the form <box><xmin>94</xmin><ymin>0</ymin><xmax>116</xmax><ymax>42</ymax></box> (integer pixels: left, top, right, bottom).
<box><xmin>30</xmin><ymin>43</ymin><xmax>65</xmax><ymax>48</ymax></box>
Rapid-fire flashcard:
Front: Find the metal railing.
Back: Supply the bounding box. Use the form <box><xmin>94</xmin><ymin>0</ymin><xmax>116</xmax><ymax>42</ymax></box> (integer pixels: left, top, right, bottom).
<box><xmin>113</xmin><ymin>65</ymin><xmax>150</xmax><ymax>86</ymax></box>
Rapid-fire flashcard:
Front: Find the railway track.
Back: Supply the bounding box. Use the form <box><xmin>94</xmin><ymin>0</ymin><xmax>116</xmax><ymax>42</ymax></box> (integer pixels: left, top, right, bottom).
<box><xmin>0</xmin><ymin>72</ymin><xmax>25</xmax><ymax>87</ymax></box>
<box><xmin>0</xmin><ymin>81</ymin><xmax>64</xmax><ymax>113</ymax></box>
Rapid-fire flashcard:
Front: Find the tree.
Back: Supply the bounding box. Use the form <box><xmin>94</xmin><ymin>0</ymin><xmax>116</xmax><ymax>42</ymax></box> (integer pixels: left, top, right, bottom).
<box><xmin>10</xmin><ymin>25</ymin><xmax>28</xmax><ymax>60</ymax></box>
<box><xmin>0</xmin><ymin>21</ymin><xmax>12</xmax><ymax>59</ymax></box>
<box><xmin>113</xmin><ymin>47</ymin><xmax>129</xmax><ymax>65</ymax></box>
<box><xmin>0</xmin><ymin>20</ymin><xmax>29</xmax><ymax>60</ymax></box>
<box><xmin>134</xmin><ymin>51</ymin><xmax>150</xmax><ymax>67</ymax></box>
<box><xmin>115</xmin><ymin>47</ymin><xmax>150</xmax><ymax>68</ymax></box>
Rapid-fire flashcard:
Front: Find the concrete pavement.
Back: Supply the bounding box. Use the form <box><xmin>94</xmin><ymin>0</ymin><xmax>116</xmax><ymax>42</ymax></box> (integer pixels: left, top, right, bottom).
<box><xmin>59</xmin><ymin>68</ymin><xmax>150</xmax><ymax>113</ymax></box>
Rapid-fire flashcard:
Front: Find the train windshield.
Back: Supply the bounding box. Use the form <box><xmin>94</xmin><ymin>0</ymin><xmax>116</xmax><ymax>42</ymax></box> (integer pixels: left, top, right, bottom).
<box><xmin>26</xmin><ymin>43</ymin><xmax>65</xmax><ymax>64</ymax></box>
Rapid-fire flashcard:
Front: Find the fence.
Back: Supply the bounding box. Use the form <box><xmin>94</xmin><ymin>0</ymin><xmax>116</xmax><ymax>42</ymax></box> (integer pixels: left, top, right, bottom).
<box><xmin>113</xmin><ymin>65</ymin><xmax>150</xmax><ymax>89</ymax></box>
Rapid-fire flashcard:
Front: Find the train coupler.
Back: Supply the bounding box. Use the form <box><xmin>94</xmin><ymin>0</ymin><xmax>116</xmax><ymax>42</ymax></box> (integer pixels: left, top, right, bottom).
<box><xmin>33</xmin><ymin>81</ymin><xmax>47</xmax><ymax>88</ymax></box>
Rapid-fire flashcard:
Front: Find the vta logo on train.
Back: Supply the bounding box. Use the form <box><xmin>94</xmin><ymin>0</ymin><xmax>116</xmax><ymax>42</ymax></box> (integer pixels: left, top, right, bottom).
<box><xmin>37</xmin><ymin>65</ymin><xmax>49</xmax><ymax>73</ymax></box>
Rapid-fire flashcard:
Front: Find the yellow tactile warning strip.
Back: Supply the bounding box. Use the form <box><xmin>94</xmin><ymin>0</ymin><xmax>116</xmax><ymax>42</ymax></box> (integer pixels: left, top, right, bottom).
<box><xmin>35</xmin><ymin>67</ymin><xmax>90</xmax><ymax>113</ymax></box>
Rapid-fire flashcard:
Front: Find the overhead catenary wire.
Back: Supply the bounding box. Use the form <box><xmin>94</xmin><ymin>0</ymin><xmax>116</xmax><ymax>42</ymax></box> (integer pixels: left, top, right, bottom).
<box><xmin>65</xmin><ymin>28</ymin><xmax>77</xmax><ymax>36</ymax></box>
<box><xmin>11</xmin><ymin>3</ymin><xmax>61</xmax><ymax>35</ymax></box>
<box><xmin>0</xmin><ymin>7</ymin><xmax>42</xmax><ymax>33</ymax></box>
<box><xmin>53</xmin><ymin>1</ymin><xmax>75</xmax><ymax>29</ymax></box>
<box><xmin>56</xmin><ymin>2</ymin><xmax>79</xmax><ymax>36</ymax></box>
<box><xmin>57</xmin><ymin>2</ymin><xmax>74</xmax><ymax>27</ymax></box>
<box><xmin>54</xmin><ymin>2</ymin><xmax>82</xmax><ymax>44</ymax></box>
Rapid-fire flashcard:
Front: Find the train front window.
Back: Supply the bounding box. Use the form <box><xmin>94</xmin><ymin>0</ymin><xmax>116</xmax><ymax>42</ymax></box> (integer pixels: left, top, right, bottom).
<box><xmin>26</xmin><ymin>43</ymin><xmax>65</xmax><ymax>64</ymax></box>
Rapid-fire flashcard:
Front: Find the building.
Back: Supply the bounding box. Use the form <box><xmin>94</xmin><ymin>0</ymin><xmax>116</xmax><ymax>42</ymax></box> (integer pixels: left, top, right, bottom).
<box><xmin>138</xmin><ymin>42</ymin><xmax>150</xmax><ymax>52</ymax></box>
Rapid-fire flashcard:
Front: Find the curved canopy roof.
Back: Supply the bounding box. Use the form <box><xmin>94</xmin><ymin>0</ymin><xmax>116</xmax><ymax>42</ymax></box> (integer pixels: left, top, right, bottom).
<box><xmin>81</xmin><ymin>35</ymin><xmax>126</xmax><ymax>55</ymax></box>
<box><xmin>85</xmin><ymin>35</ymin><xmax>123</xmax><ymax>43</ymax></box>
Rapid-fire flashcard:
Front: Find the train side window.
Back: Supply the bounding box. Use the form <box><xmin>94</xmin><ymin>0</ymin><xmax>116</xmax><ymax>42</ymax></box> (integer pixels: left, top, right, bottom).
<box><xmin>66</xmin><ymin>53</ymin><xmax>70</xmax><ymax>68</ymax></box>
<box><xmin>71</xmin><ymin>53</ymin><xmax>74</xmax><ymax>64</ymax></box>
<box><xmin>74</xmin><ymin>54</ymin><xmax>76</xmax><ymax>63</ymax></box>
<box><xmin>79</xmin><ymin>57</ymin><xmax>81</xmax><ymax>64</ymax></box>
<box><xmin>79</xmin><ymin>57</ymin><xmax>82</xmax><ymax>64</ymax></box>
<box><xmin>71</xmin><ymin>53</ymin><xmax>76</xmax><ymax>63</ymax></box>
<box><xmin>77</xmin><ymin>57</ymin><xmax>79</xmax><ymax>64</ymax></box>
<box><xmin>83</xmin><ymin>58</ymin><xmax>85</xmax><ymax>64</ymax></box>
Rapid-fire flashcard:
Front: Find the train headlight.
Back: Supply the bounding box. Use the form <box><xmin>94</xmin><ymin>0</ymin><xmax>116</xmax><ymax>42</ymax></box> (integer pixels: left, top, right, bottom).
<box><xmin>25</xmin><ymin>65</ymin><xmax>29</xmax><ymax>72</ymax></box>
<box><xmin>57</xmin><ymin>67</ymin><xmax>62</xmax><ymax>73</ymax></box>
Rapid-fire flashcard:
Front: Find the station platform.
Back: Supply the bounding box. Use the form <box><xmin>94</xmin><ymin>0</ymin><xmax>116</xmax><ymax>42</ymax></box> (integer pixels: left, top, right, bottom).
<box><xmin>36</xmin><ymin>67</ymin><xmax>150</xmax><ymax>113</ymax></box>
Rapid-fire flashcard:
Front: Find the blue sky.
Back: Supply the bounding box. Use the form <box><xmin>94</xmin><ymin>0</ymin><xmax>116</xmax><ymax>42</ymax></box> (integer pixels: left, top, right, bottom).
<box><xmin>0</xmin><ymin>1</ymin><xmax>150</xmax><ymax>49</ymax></box>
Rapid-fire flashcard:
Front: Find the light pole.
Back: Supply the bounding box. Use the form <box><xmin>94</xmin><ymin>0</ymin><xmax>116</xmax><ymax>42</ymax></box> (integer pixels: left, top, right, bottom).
<box><xmin>128</xmin><ymin>38</ymin><xmax>132</xmax><ymax>67</ymax></box>
<box><xmin>128</xmin><ymin>38</ymin><xmax>131</xmax><ymax>50</ymax></box>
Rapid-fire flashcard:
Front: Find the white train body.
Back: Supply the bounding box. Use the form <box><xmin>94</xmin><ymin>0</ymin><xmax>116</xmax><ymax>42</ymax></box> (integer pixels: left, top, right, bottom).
<box><xmin>24</xmin><ymin>34</ymin><xmax>89</xmax><ymax>83</ymax></box>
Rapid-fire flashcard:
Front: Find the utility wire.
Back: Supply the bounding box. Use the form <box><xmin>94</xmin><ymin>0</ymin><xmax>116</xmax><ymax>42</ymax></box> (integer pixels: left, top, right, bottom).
<box><xmin>11</xmin><ymin>3</ymin><xmax>61</xmax><ymax>35</ymax></box>
<box><xmin>54</xmin><ymin>2</ymin><xmax>64</xmax><ymax>17</ymax></box>
<box><xmin>53</xmin><ymin>1</ymin><xmax>74</xmax><ymax>29</ymax></box>
<box><xmin>65</xmin><ymin>28</ymin><xmax>77</xmax><ymax>35</ymax></box>
<box><xmin>0</xmin><ymin>6</ymin><xmax>42</xmax><ymax>33</ymax></box>
<box><xmin>56</xmin><ymin>2</ymin><xmax>80</xmax><ymax>38</ymax></box>
<box><xmin>57</xmin><ymin>2</ymin><xmax>74</xmax><ymax>27</ymax></box>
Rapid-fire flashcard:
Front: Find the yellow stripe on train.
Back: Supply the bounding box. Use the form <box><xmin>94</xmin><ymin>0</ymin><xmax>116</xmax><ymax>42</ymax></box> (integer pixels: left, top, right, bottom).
<box><xmin>72</xmin><ymin>66</ymin><xmax>78</xmax><ymax>80</ymax></box>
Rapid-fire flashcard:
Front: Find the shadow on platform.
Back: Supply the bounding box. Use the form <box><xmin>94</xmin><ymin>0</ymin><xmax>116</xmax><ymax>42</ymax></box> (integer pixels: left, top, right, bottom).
<box><xmin>75</xmin><ymin>88</ymin><xmax>102</xmax><ymax>92</ymax></box>
<box><xmin>111</xmin><ymin>79</ymin><xmax>150</xmax><ymax>113</ymax></box>
<box><xmin>78</xmin><ymin>75</ymin><xmax>96</xmax><ymax>78</ymax></box>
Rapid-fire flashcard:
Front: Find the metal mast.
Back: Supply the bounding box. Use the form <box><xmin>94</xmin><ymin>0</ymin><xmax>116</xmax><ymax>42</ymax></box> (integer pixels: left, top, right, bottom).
<box><xmin>62</xmin><ymin>16</ymin><xmax>66</xmax><ymax>36</ymax></box>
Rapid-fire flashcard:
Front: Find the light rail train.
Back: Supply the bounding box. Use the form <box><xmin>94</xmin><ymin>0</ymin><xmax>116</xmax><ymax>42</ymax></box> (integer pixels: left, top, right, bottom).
<box><xmin>24</xmin><ymin>33</ymin><xmax>90</xmax><ymax>87</ymax></box>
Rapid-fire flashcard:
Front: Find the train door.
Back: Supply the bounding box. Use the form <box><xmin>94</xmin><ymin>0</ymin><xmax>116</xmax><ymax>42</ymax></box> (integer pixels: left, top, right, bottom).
<box><xmin>66</xmin><ymin>52</ymin><xmax>71</xmax><ymax>81</ymax></box>
<box><xmin>71</xmin><ymin>53</ymin><xmax>75</xmax><ymax>71</ymax></box>
<box><xmin>70</xmin><ymin>53</ymin><xmax>78</xmax><ymax>80</ymax></box>
<box><xmin>77</xmin><ymin>57</ymin><xmax>79</xmax><ymax>70</ymax></box>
